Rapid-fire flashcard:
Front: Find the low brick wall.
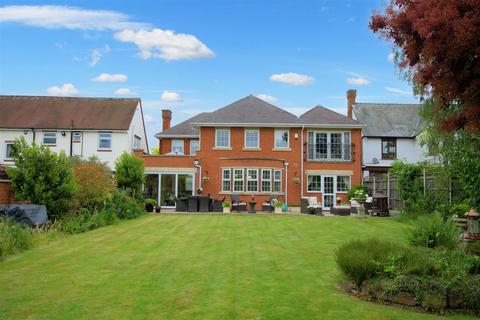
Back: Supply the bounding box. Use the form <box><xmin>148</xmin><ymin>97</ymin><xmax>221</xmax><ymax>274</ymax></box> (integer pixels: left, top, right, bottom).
<box><xmin>0</xmin><ymin>180</ymin><xmax>15</xmax><ymax>205</ymax></box>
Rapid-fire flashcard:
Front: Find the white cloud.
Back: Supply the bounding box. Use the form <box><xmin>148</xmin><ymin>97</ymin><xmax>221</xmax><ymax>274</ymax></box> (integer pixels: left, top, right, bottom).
<box><xmin>114</xmin><ymin>88</ymin><xmax>136</xmax><ymax>96</ymax></box>
<box><xmin>161</xmin><ymin>91</ymin><xmax>183</xmax><ymax>103</ymax></box>
<box><xmin>388</xmin><ymin>53</ymin><xmax>395</xmax><ymax>62</ymax></box>
<box><xmin>270</xmin><ymin>72</ymin><xmax>314</xmax><ymax>86</ymax></box>
<box><xmin>385</xmin><ymin>87</ymin><xmax>412</xmax><ymax>96</ymax></box>
<box><xmin>90</xmin><ymin>45</ymin><xmax>110</xmax><ymax>67</ymax></box>
<box><xmin>144</xmin><ymin>114</ymin><xmax>155</xmax><ymax>124</ymax></box>
<box><xmin>0</xmin><ymin>5</ymin><xmax>146</xmax><ymax>30</ymax></box>
<box><xmin>92</xmin><ymin>73</ymin><xmax>127</xmax><ymax>82</ymax></box>
<box><xmin>346</xmin><ymin>77</ymin><xmax>371</xmax><ymax>86</ymax></box>
<box><xmin>47</xmin><ymin>83</ymin><xmax>79</xmax><ymax>96</ymax></box>
<box><xmin>114</xmin><ymin>28</ymin><xmax>215</xmax><ymax>61</ymax></box>
<box><xmin>256</xmin><ymin>94</ymin><xmax>278</xmax><ymax>104</ymax></box>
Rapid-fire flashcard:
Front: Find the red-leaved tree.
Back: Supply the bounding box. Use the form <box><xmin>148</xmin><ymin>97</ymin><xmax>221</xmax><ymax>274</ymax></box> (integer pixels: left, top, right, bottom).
<box><xmin>370</xmin><ymin>0</ymin><xmax>480</xmax><ymax>132</ymax></box>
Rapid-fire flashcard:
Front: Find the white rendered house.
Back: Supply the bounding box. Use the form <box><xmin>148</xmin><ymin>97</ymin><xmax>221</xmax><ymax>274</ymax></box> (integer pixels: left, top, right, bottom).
<box><xmin>0</xmin><ymin>96</ymin><xmax>149</xmax><ymax>169</ymax></box>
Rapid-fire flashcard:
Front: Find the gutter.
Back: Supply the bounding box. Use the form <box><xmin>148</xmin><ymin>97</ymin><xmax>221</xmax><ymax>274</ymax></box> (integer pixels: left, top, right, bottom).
<box><xmin>300</xmin><ymin>125</ymin><xmax>304</xmax><ymax>199</ymax></box>
<box><xmin>194</xmin><ymin>159</ymin><xmax>202</xmax><ymax>194</ymax></box>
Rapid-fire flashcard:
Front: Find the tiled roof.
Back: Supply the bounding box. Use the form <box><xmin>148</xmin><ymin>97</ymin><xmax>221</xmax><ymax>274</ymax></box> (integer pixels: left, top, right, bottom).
<box><xmin>299</xmin><ymin>105</ymin><xmax>361</xmax><ymax>126</ymax></box>
<box><xmin>353</xmin><ymin>103</ymin><xmax>423</xmax><ymax>137</ymax></box>
<box><xmin>155</xmin><ymin>112</ymin><xmax>209</xmax><ymax>138</ymax></box>
<box><xmin>0</xmin><ymin>95</ymin><xmax>139</xmax><ymax>130</ymax></box>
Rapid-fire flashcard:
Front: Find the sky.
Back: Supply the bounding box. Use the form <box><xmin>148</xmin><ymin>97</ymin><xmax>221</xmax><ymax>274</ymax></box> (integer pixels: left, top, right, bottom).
<box><xmin>0</xmin><ymin>0</ymin><xmax>419</xmax><ymax>147</ymax></box>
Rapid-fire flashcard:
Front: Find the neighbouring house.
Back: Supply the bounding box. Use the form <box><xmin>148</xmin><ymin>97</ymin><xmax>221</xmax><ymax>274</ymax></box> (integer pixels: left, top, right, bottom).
<box><xmin>347</xmin><ymin>89</ymin><xmax>427</xmax><ymax>178</ymax></box>
<box><xmin>0</xmin><ymin>95</ymin><xmax>149</xmax><ymax>169</ymax></box>
<box><xmin>143</xmin><ymin>95</ymin><xmax>364</xmax><ymax>210</ymax></box>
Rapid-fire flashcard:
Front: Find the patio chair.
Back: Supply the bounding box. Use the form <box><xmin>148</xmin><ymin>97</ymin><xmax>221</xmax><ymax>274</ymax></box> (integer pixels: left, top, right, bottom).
<box><xmin>261</xmin><ymin>196</ymin><xmax>277</xmax><ymax>212</ymax></box>
<box><xmin>211</xmin><ymin>197</ymin><xmax>225</xmax><ymax>212</ymax></box>
<box><xmin>231</xmin><ymin>194</ymin><xmax>247</xmax><ymax>212</ymax></box>
<box><xmin>301</xmin><ymin>197</ymin><xmax>322</xmax><ymax>215</ymax></box>
<box><xmin>175</xmin><ymin>198</ymin><xmax>188</xmax><ymax>212</ymax></box>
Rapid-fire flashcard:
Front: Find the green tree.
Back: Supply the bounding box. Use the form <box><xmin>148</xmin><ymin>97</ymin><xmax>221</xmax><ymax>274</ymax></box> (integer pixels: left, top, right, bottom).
<box><xmin>114</xmin><ymin>152</ymin><xmax>145</xmax><ymax>198</ymax></box>
<box><xmin>6</xmin><ymin>138</ymin><xmax>77</xmax><ymax>219</ymax></box>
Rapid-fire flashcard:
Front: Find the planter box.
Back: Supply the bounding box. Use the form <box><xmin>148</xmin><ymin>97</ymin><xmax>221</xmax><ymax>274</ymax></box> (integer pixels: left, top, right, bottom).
<box><xmin>223</xmin><ymin>207</ymin><xmax>231</xmax><ymax>214</ymax></box>
<box><xmin>274</xmin><ymin>207</ymin><xmax>282</xmax><ymax>214</ymax></box>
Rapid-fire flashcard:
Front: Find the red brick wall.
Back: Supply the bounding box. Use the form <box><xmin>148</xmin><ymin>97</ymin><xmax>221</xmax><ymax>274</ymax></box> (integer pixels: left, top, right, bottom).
<box><xmin>0</xmin><ymin>181</ymin><xmax>15</xmax><ymax>205</ymax></box>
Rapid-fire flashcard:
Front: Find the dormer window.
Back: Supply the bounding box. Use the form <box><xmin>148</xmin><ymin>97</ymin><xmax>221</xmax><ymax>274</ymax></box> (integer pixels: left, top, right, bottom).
<box><xmin>171</xmin><ymin>139</ymin><xmax>184</xmax><ymax>154</ymax></box>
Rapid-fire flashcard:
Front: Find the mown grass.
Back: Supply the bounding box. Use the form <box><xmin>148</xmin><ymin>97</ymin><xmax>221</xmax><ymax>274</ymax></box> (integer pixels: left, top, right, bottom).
<box><xmin>0</xmin><ymin>214</ymin><xmax>475</xmax><ymax>320</ymax></box>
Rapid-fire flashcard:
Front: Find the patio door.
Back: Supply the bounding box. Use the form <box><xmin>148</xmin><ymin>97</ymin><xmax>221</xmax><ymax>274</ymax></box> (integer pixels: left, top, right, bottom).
<box><xmin>322</xmin><ymin>176</ymin><xmax>335</xmax><ymax>210</ymax></box>
<box><xmin>158</xmin><ymin>173</ymin><xmax>194</xmax><ymax>208</ymax></box>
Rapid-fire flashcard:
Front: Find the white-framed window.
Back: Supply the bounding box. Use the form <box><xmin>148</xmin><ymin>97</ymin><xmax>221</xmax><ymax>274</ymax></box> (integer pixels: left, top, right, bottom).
<box><xmin>133</xmin><ymin>135</ymin><xmax>142</xmax><ymax>149</ymax></box>
<box><xmin>247</xmin><ymin>169</ymin><xmax>258</xmax><ymax>192</ymax></box>
<box><xmin>171</xmin><ymin>139</ymin><xmax>184</xmax><ymax>154</ymax></box>
<box><xmin>72</xmin><ymin>132</ymin><xmax>81</xmax><ymax>143</ymax></box>
<box><xmin>215</xmin><ymin>128</ymin><xmax>230</xmax><ymax>148</ymax></box>
<box><xmin>98</xmin><ymin>132</ymin><xmax>112</xmax><ymax>150</ymax></box>
<box><xmin>244</xmin><ymin>129</ymin><xmax>259</xmax><ymax>148</ymax></box>
<box><xmin>4</xmin><ymin>142</ymin><xmax>14</xmax><ymax>160</ymax></box>
<box><xmin>307</xmin><ymin>131</ymin><xmax>351</xmax><ymax>161</ymax></box>
<box><xmin>222</xmin><ymin>169</ymin><xmax>231</xmax><ymax>192</ymax></box>
<box><xmin>42</xmin><ymin>132</ymin><xmax>57</xmax><ymax>145</ymax></box>
<box><xmin>336</xmin><ymin>176</ymin><xmax>351</xmax><ymax>192</ymax></box>
<box><xmin>261</xmin><ymin>169</ymin><xmax>271</xmax><ymax>192</ymax></box>
<box><xmin>233</xmin><ymin>169</ymin><xmax>244</xmax><ymax>192</ymax></box>
<box><xmin>274</xmin><ymin>129</ymin><xmax>289</xmax><ymax>149</ymax></box>
<box><xmin>273</xmin><ymin>170</ymin><xmax>282</xmax><ymax>192</ymax></box>
<box><xmin>307</xmin><ymin>175</ymin><xmax>322</xmax><ymax>192</ymax></box>
<box><xmin>190</xmin><ymin>139</ymin><xmax>199</xmax><ymax>155</ymax></box>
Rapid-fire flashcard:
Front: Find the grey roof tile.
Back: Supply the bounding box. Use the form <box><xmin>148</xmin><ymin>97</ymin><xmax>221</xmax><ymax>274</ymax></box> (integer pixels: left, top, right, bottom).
<box><xmin>300</xmin><ymin>105</ymin><xmax>361</xmax><ymax>125</ymax></box>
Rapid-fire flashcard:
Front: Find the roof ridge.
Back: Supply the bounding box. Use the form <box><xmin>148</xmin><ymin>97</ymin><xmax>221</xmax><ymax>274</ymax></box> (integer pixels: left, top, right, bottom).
<box><xmin>0</xmin><ymin>95</ymin><xmax>140</xmax><ymax>101</ymax></box>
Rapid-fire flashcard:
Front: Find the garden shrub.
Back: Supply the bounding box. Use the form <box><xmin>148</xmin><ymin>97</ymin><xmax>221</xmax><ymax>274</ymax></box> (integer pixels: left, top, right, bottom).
<box><xmin>74</xmin><ymin>160</ymin><xmax>114</xmax><ymax>211</ymax></box>
<box><xmin>408</xmin><ymin>213</ymin><xmax>461</xmax><ymax>249</ymax></box>
<box><xmin>108</xmin><ymin>189</ymin><xmax>145</xmax><ymax>220</ymax></box>
<box><xmin>61</xmin><ymin>209</ymin><xmax>97</xmax><ymax>234</ymax></box>
<box><xmin>449</xmin><ymin>203</ymin><xmax>470</xmax><ymax>218</ymax></box>
<box><xmin>6</xmin><ymin>138</ymin><xmax>77</xmax><ymax>219</ymax></box>
<box><xmin>115</xmin><ymin>152</ymin><xmax>145</xmax><ymax>198</ymax></box>
<box><xmin>335</xmin><ymin>238</ymin><xmax>402</xmax><ymax>287</ymax></box>
<box><xmin>347</xmin><ymin>185</ymin><xmax>369</xmax><ymax>200</ymax></box>
<box><xmin>0</xmin><ymin>217</ymin><xmax>32</xmax><ymax>259</ymax></box>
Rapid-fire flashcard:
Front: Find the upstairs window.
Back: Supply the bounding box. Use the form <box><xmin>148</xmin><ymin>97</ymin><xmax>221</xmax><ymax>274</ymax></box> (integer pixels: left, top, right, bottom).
<box><xmin>171</xmin><ymin>139</ymin><xmax>184</xmax><ymax>154</ymax></box>
<box><xmin>215</xmin><ymin>129</ymin><xmax>230</xmax><ymax>148</ymax></box>
<box><xmin>381</xmin><ymin>138</ymin><xmax>397</xmax><ymax>159</ymax></box>
<box><xmin>307</xmin><ymin>131</ymin><xmax>351</xmax><ymax>161</ymax></box>
<box><xmin>275</xmin><ymin>129</ymin><xmax>289</xmax><ymax>149</ymax></box>
<box><xmin>133</xmin><ymin>136</ymin><xmax>142</xmax><ymax>149</ymax></box>
<box><xmin>190</xmin><ymin>139</ymin><xmax>199</xmax><ymax>155</ymax></box>
<box><xmin>98</xmin><ymin>132</ymin><xmax>112</xmax><ymax>150</ymax></box>
<box><xmin>42</xmin><ymin>132</ymin><xmax>57</xmax><ymax>145</ymax></box>
<box><xmin>244</xmin><ymin>129</ymin><xmax>259</xmax><ymax>148</ymax></box>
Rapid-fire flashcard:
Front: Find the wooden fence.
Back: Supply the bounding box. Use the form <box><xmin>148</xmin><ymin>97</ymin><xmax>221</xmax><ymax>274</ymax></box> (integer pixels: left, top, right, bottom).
<box><xmin>362</xmin><ymin>170</ymin><xmax>464</xmax><ymax>210</ymax></box>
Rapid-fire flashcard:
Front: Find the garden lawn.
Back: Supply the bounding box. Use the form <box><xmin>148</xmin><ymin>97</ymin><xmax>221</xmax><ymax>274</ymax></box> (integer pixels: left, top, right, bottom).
<box><xmin>0</xmin><ymin>214</ymin><xmax>475</xmax><ymax>320</ymax></box>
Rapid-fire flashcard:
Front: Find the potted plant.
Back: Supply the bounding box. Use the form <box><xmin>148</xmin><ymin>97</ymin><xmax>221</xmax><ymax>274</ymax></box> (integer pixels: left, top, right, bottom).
<box><xmin>222</xmin><ymin>201</ymin><xmax>231</xmax><ymax>213</ymax></box>
<box><xmin>352</xmin><ymin>189</ymin><xmax>368</xmax><ymax>204</ymax></box>
<box><xmin>307</xmin><ymin>205</ymin><xmax>316</xmax><ymax>215</ymax></box>
<box><xmin>155</xmin><ymin>206</ymin><xmax>161</xmax><ymax>213</ymax></box>
<box><xmin>274</xmin><ymin>201</ymin><xmax>283</xmax><ymax>214</ymax></box>
<box><xmin>144</xmin><ymin>198</ymin><xmax>157</xmax><ymax>212</ymax></box>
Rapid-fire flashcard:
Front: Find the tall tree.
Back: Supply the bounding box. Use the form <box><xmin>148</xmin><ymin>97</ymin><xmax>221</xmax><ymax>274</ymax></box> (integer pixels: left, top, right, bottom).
<box><xmin>370</xmin><ymin>0</ymin><xmax>480</xmax><ymax>132</ymax></box>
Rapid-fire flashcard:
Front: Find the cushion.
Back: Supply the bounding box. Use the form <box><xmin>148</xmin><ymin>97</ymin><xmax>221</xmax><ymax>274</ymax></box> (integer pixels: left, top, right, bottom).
<box><xmin>307</xmin><ymin>197</ymin><xmax>320</xmax><ymax>207</ymax></box>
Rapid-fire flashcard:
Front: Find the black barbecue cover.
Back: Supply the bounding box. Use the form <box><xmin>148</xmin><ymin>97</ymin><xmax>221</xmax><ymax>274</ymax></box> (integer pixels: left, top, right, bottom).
<box><xmin>0</xmin><ymin>204</ymin><xmax>48</xmax><ymax>227</ymax></box>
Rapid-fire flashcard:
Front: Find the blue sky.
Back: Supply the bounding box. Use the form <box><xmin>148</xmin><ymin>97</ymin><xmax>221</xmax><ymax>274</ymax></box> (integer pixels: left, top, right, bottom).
<box><xmin>0</xmin><ymin>0</ymin><xmax>418</xmax><ymax>145</ymax></box>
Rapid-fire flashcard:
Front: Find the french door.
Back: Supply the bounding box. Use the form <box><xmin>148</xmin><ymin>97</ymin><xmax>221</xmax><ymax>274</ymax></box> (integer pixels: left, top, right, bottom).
<box><xmin>322</xmin><ymin>176</ymin><xmax>335</xmax><ymax>210</ymax></box>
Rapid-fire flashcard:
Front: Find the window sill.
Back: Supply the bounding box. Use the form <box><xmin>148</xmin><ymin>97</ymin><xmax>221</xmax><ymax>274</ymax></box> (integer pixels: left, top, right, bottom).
<box><xmin>242</xmin><ymin>147</ymin><xmax>261</xmax><ymax>151</ymax></box>
<box><xmin>272</xmin><ymin>148</ymin><xmax>291</xmax><ymax>152</ymax></box>
<box><xmin>213</xmin><ymin>147</ymin><xmax>232</xmax><ymax>150</ymax></box>
<box><xmin>44</xmin><ymin>144</ymin><xmax>57</xmax><ymax>147</ymax></box>
<box><xmin>97</xmin><ymin>149</ymin><xmax>112</xmax><ymax>152</ymax></box>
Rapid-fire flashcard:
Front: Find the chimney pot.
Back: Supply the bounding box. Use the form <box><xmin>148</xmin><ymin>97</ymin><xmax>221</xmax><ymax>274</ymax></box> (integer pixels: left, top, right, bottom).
<box><xmin>162</xmin><ymin>109</ymin><xmax>172</xmax><ymax>131</ymax></box>
<box><xmin>347</xmin><ymin>89</ymin><xmax>357</xmax><ymax>118</ymax></box>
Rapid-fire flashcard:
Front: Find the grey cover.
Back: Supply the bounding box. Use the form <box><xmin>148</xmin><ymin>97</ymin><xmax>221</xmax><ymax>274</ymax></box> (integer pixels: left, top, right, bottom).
<box><xmin>0</xmin><ymin>204</ymin><xmax>48</xmax><ymax>227</ymax></box>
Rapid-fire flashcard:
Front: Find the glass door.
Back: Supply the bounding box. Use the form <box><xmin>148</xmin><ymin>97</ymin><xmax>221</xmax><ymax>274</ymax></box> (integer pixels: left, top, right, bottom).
<box><xmin>322</xmin><ymin>176</ymin><xmax>335</xmax><ymax>210</ymax></box>
<box><xmin>160</xmin><ymin>174</ymin><xmax>176</xmax><ymax>207</ymax></box>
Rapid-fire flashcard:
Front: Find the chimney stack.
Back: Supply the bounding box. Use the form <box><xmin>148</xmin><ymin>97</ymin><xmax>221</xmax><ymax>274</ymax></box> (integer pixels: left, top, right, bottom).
<box><xmin>346</xmin><ymin>89</ymin><xmax>357</xmax><ymax>118</ymax></box>
<box><xmin>162</xmin><ymin>109</ymin><xmax>172</xmax><ymax>131</ymax></box>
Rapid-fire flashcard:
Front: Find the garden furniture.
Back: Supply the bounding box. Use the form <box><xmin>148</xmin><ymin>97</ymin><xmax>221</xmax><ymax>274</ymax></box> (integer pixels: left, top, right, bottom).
<box><xmin>198</xmin><ymin>196</ymin><xmax>211</xmax><ymax>212</ymax></box>
<box><xmin>261</xmin><ymin>196</ymin><xmax>277</xmax><ymax>212</ymax></box>
<box><xmin>248</xmin><ymin>201</ymin><xmax>257</xmax><ymax>213</ymax></box>
<box><xmin>187</xmin><ymin>196</ymin><xmax>199</xmax><ymax>212</ymax></box>
<box><xmin>301</xmin><ymin>197</ymin><xmax>322</xmax><ymax>215</ymax></box>
<box><xmin>231</xmin><ymin>194</ymin><xmax>247</xmax><ymax>212</ymax></box>
<box><xmin>175</xmin><ymin>198</ymin><xmax>188</xmax><ymax>212</ymax></box>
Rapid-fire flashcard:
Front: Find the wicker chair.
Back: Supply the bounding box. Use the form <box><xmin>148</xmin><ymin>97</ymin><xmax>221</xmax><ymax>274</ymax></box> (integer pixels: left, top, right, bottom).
<box><xmin>301</xmin><ymin>197</ymin><xmax>322</xmax><ymax>215</ymax></box>
<box><xmin>231</xmin><ymin>194</ymin><xmax>247</xmax><ymax>212</ymax></box>
<box><xmin>261</xmin><ymin>196</ymin><xmax>277</xmax><ymax>212</ymax></box>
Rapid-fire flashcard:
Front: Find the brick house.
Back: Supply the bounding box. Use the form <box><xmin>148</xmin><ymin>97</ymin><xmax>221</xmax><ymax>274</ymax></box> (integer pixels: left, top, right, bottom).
<box><xmin>143</xmin><ymin>95</ymin><xmax>363</xmax><ymax>211</ymax></box>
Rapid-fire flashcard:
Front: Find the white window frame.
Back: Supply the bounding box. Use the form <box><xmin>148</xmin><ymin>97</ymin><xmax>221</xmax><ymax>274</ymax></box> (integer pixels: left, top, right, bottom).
<box><xmin>171</xmin><ymin>139</ymin><xmax>184</xmax><ymax>154</ymax></box>
<box><xmin>133</xmin><ymin>135</ymin><xmax>142</xmax><ymax>149</ymax></box>
<box><xmin>307</xmin><ymin>131</ymin><xmax>351</xmax><ymax>161</ymax></box>
<box><xmin>244</xmin><ymin>129</ymin><xmax>260</xmax><ymax>149</ymax></box>
<box><xmin>307</xmin><ymin>175</ymin><xmax>322</xmax><ymax>192</ymax></box>
<box><xmin>233</xmin><ymin>169</ymin><xmax>244</xmax><ymax>192</ymax></box>
<box><xmin>42</xmin><ymin>132</ymin><xmax>57</xmax><ymax>145</ymax></box>
<box><xmin>336</xmin><ymin>175</ymin><xmax>351</xmax><ymax>193</ymax></box>
<box><xmin>274</xmin><ymin>129</ymin><xmax>289</xmax><ymax>149</ymax></box>
<box><xmin>273</xmin><ymin>169</ymin><xmax>282</xmax><ymax>193</ymax></box>
<box><xmin>246</xmin><ymin>169</ymin><xmax>259</xmax><ymax>192</ymax></box>
<box><xmin>98</xmin><ymin>132</ymin><xmax>112</xmax><ymax>150</ymax></box>
<box><xmin>222</xmin><ymin>169</ymin><xmax>231</xmax><ymax>192</ymax></box>
<box><xmin>215</xmin><ymin>128</ymin><xmax>230</xmax><ymax>148</ymax></box>
<box><xmin>4</xmin><ymin>142</ymin><xmax>14</xmax><ymax>160</ymax></box>
<box><xmin>190</xmin><ymin>139</ymin><xmax>199</xmax><ymax>155</ymax></box>
<box><xmin>72</xmin><ymin>132</ymin><xmax>81</xmax><ymax>143</ymax></box>
<box><xmin>261</xmin><ymin>169</ymin><xmax>272</xmax><ymax>192</ymax></box>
